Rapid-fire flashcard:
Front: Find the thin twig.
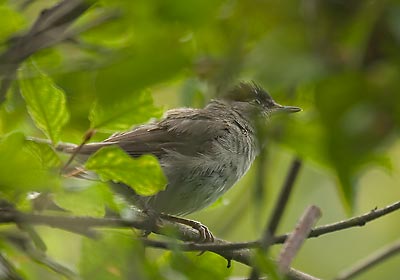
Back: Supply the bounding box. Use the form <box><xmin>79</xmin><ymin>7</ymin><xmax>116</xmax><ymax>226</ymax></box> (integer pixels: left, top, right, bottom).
<box><xmin>251</xmin><ymin>157</ymin><xmax>302</xmax><ymax>279</ymax></box>
<box><xmin>0</xmin><ymin>252</ymin><xmax>24</xmax><ymax>280</ymax></box>
<box><xmin>0</xmin><ymin>0</ymin><xmax>120</xmax><ymax>104</ymax></box>
<box><xmin>277</xmin><ymin>205</ymin><xmax>322</xmax><ymax>274</ymax></box>
<box><xmin>274</xmin><ymin>200</ymin><xmax>400</xmax><ymax>244</ymax></box>
<box><xmin>336</xmin><ymin>239</ymin><xmax>400</xmax><ymax>280</ymax></box>
<box><xmin>261</xmin><ymin>157</ymin><xmax>303</xmax><ymax>248</ymax></box>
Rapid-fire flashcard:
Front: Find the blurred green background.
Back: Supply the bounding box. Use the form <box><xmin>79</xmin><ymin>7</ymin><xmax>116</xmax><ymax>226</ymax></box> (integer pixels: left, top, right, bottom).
<box><xmin>1</xmin><ymin>0</ymin><xmax>400</xmax><ymax>279</ymax></box>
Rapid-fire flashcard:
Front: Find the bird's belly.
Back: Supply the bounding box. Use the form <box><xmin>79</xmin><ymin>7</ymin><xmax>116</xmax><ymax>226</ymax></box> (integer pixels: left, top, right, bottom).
<box><xmin>146</xmin><ymin>153</ymin><xmax>254</xmax><ymax>215</ymax></box>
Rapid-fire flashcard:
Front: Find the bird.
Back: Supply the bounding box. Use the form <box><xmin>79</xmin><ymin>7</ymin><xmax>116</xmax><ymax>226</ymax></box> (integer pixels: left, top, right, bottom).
<box><xmin>53</xmin><ymin>81</ymin><xmax>301</xmax><ymax>241</ymax></box>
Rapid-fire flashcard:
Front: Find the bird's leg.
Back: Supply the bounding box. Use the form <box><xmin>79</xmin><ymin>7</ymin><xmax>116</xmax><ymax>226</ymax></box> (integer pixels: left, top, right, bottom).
<box><xmin>160</xmin><ymin>213</ymin><xmax>214</xmax><ymax>243</ymax></box>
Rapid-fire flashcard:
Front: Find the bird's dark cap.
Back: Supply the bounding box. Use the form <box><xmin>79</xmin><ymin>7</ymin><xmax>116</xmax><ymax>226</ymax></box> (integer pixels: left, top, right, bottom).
<box><xmin>224</xmin><ymin>81</ymin><xmax>301</xmax><ymax>113</ymax></box>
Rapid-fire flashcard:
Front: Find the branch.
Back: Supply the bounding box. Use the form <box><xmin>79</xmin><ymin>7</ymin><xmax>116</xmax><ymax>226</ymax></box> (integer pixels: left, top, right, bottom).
<box><xmin>0</xmin><ymin>208</ymin><xmax>317</xmax><ymax>280</ymax></box>
<box><xmin>274</xmin><ymin>200</ymin><xmax>400</xmax><ymax>244</ymax></box>
<box><xmin>250</xmin><ymin>158</ymin><xmax>302</xmax><ymax>279</ymax></box>
<box><xmin>0</xmin><ymin>0</ymin><xmax>120</xmax><ymax>104</ymax></box>
<box><xmin>336</xmin><ymin>239</ymin><xmax>400</xmax><ymax>280</ymax></box>
<box><xmin>277</xmin><ymin>205</ymin><xmax>321</xmax><ymax>274</ymax></box>
<box><xmin>0</xmin><ymin>0</ymin><xmax>90</xmax><ymax>103</ymax></box>
<box><xmin>135</xmin><ymin>199</ymin><xmax>400</xmax><ymax>252</ymax></box>
<box><xmin>0</xmin><ymin>252</ymin><xmax>24</xmax><ymax>280</ymax></box>
<box><xmin>261</xmin><ymin>157</ymin><xmax>303</xmax><ymax>248</ymax></box>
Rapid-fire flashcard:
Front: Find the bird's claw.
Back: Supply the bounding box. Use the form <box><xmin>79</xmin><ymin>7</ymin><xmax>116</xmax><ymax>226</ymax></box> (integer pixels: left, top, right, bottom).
<box><xmin>190</xmin><ymin>220</ymin><xmax>214</xmax><ymax>242</ymax></box>
<box><xmin>160</xmin><ymin>214</ymin><xmax>214</xmax><ymax>243</ymax></box>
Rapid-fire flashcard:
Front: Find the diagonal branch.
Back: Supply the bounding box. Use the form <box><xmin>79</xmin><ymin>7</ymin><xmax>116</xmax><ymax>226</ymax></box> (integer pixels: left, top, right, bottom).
<box><xmin>250</xmin><ymin>158</ymin><xmax>303</xmax><ymax>279</ymax></box>
<box><xmin>261</xmin><ymin>157</ymin><xmax>303</xmax><ymax>248</ymax></box>
<box><xmin>274</xmin><ymin>200</ymin><xmax>400</xmax><ymax>244</ymax></box>
<box><xmin>277</xmin><ymin>205</ymin><xmax>322</xmax><ymax>274</ymax></box>
<box><xmin>336</xmin><ymin>239</ymin><xmax>400</xmax><ymax>280</ymax></box>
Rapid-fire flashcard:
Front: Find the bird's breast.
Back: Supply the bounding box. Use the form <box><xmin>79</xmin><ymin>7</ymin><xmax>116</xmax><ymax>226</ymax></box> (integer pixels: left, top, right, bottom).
<box><xmin>146</xmin><ymin>126</ymin><xmax>259</xmax><ymax>215</ymax></box>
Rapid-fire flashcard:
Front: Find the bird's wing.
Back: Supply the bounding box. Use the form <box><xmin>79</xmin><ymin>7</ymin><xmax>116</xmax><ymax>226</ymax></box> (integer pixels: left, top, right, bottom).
<box><xmin>76</xmin><ymin>108</ymin><xmax>228</xmax><ymax>158</ymax></box>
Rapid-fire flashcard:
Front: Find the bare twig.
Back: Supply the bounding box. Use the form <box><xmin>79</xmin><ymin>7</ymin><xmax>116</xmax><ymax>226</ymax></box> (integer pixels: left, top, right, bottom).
<box><xmin>261</xmin><ymin>157</ymin><xmax>303</xmax><ymax>248</ymax></box>
<box><xmin>251</xmin><ymin>157</ymin><xmax>302</xmax><ymax>279</ymax></box>
<box><xmin>277</xmin><ymin>205</ymin><xmax>322</xmax><ymax>274</ymax></box>
<box><xmin>0</xmin><ymin>0</ymin><xmax>120</xmax><ymax>104</ymax></box>
<box><xmin>274</xmin><ymin>200</ymin><xmax>400</xmax><ymax>244</ymax></box>
<box><xmin>0</xmin><ymin>252</ymin><xmax>24</xmax><ymax>280</ymax></box>
<box><xmin>336</xmin><ymin>239</ymin><xmax>400</xmax><ymax>280</ymax></box>
<box><xmin>0</xmin><ymin>0</ymin><xmax>91</xmax><ymax>103</ymax></box>
<box><xmin>1</xmin><ymin>231</ymin><xmax>78</xmax><ymax>279</ymax></box>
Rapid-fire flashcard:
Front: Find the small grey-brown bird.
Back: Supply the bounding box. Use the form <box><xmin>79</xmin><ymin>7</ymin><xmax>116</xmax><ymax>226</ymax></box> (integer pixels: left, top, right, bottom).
<box><xmin>54</xmin><ymin>82</ymin><xmax>301</xmax><ymax>240</ymax></box>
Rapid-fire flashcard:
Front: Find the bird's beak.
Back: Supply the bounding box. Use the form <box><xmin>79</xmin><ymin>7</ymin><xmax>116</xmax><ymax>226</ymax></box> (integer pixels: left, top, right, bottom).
<box><xmin>271</xmin><ymin>104</ymin><xmax>302</xmax><ymax>114</ymax></box>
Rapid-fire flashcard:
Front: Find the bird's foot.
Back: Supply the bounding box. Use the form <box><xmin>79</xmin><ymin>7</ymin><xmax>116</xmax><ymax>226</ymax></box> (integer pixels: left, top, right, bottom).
<box><xmin>160</xmin><ymin>214</ymin><xmax>214</xmax><ymax>243</ymax></box>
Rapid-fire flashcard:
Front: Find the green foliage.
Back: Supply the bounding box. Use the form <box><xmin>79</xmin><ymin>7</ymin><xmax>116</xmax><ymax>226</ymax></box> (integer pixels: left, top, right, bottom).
<box><xmin>166</xmin><ymin>251</ymin><xmax>232</xmax><ymax>280</ymax></box>
<box><xmin>1</xmin><ymin>0</ymin><xmax>400</xmax><ymax>279</ymax></box>
<box><xmin>85</xmin><ymin>146</ymin><xmax>167</xmax><ymax>196</ymax></box>
<box><xmin>19</xmin><ymin>63</ymin><xmax>70</xmax><ymax>144</ymax></box>
<box><xmin>0</xmin><ymin>132</ymin><xmax>55</xmax><ymax>196</ymax></box>
<box><xmin>25</xmin><ymin>141</ymin><xmax>62</xmax><ymax>169</ymax></box>
<box><xmin>54</xmin><ymin>183</ymin><xmax>116</xmax><ymax>217</ymax></box>
<box><xmin>89</xmin><ymin>90</ymin><xmax>162</xmax><ymax>132</ymax></box>
<box><xmin>80</xmin><ymin>231</ymin><xmax>161</xmax><ymax>280</ymax></box>
<box><xmin>0</xmin><ymin>3</ymin><xmax>26</xmax><ymax>44</ymax></box>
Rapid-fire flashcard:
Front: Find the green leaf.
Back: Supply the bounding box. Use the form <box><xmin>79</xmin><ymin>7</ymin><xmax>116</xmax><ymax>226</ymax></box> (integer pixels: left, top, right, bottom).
<box><xmin>19</xmin><ymin>63</ymin><xmax>70</xmax><ymax>143</ymax></box>
<box><xmin>165</xmin><ymin>251</ymin><xmax>232</xmax><ymax>280</ymax></box>
<box><xmin>0</xmin><ymin>132</ymin><xmax>58</xmax><ymax>197</ymax></box>
<box><xmin>24</xmin><ymin>141</ymin><xmax>61</xmax><ymax>169</ymax></box>
<box><xmin>80</xmin><ymin>232</ymin><xmax>162</xmax><ymax>280</ymax></box>
<box><xmin>0</xmin><ymin>4</ymin><xmax>26</xmax><ymax>43</ymax></box>
<box><xmin>89</xmin><ymin>90</ymin><xmax>162</xmax><ymax>132</ymax></box>
<box><xmin>85</xmin><ymin>146</ymin><xmax>167</xmax><ymax>196</ymax></box>
<box><xmin>54</xmin><ymin>183</ymin><xmax>115</xmax><ymax>217</ymax></box>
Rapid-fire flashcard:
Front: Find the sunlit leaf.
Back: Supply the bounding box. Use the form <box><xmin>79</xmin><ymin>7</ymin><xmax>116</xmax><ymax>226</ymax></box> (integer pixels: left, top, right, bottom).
<box><xmin>85</xmin><ymin>146</ymin><xmax>166</xmax><ymax>196</ymax></box>
<box><xmin>19</xmin><ymin>63</ymin><xmax>70</xmax><ymax>144</ymax></box>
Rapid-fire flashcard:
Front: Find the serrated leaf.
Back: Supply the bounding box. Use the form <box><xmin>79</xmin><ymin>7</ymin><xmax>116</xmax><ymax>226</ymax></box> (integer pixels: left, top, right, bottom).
<box><xmin>85</xmin><ymin>146</ymin><xmax>166</xmax><ymax>196</ymax></box>
<box><xmin>89</xmin><ymin>90</ymin><xmax>162</xmax><ymax>132</ymax></box>
<box><xmin>19</xmin><ymin>63</ymin><xmax>70</xmax><ymax>143</ymax></box>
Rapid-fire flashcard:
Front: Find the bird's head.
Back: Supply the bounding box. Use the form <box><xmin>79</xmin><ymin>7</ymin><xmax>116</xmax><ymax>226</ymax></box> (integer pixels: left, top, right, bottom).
<box><xmin>223</xmin><ymin>82</ymin><xmax>301</xmax><ymax>117</ymax></box>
